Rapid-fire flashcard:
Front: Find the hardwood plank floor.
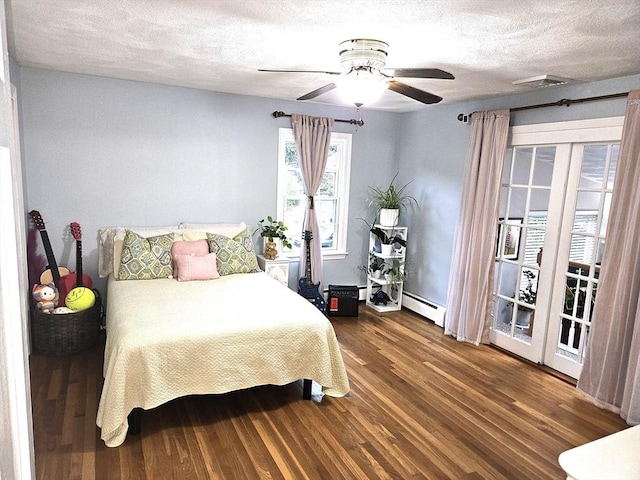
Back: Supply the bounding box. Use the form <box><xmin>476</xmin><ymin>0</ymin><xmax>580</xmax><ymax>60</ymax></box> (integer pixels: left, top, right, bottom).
<box><xmin>30</xmin><ymin>305</ymin><xmax>628</xmax><ymax>479</ymax></box>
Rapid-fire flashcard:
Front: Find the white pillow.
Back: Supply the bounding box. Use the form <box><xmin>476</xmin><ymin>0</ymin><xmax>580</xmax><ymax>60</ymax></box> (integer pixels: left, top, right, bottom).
<box><xmin>178</xmin><ymin>222</ymin><xmax>247</xmax><ymax>238</ymax></box>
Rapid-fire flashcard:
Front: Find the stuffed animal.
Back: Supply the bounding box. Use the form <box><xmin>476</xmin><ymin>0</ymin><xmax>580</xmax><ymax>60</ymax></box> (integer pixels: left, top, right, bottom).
<box><xmin>264</xmin><ymin>241</ymin><xmax>278</xmax><ymax>260</ymax></box>
<box><xmin>371</xmin><ymin>290</ymin><xmax>391</xmax><ymax>306</ymax></box>
<box><xmin>32</xmin><ymin>283</ymin><xmax>59</xmax><ymax>314</ymax></box>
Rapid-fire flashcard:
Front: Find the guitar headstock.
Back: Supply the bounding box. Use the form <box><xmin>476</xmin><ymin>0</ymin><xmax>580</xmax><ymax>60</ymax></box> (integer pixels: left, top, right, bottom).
<box><xmin>70</xmin><ymin>222</ymin><xmax>82</xmax><ymax>241</ymax></box>
<box><xmin>303</xmin><ymin>230</ymin><xmax>313</xmax><ymax>242</ymax></box>
<box><xmin>29</xmin><ymin>210</ymin><xmax>45</xmax><ymax>231</ymax></box>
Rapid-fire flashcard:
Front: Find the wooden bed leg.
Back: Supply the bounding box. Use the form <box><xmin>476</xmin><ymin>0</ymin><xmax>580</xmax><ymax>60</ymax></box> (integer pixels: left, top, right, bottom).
<box><xmin>303</xmin><ymin>379</ymin><xmax>312</xmax><ymax>400</ymax></box>
<box><xmin>128</xmin><ymin>407</ymin><xmax>142</xmax><ymax>435</ymax></box>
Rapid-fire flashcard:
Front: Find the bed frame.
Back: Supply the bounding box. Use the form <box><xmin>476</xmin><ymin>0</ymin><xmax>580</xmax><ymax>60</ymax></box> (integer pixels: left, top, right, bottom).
<box><xmin>127</xmin><ymin>379</ymin><xmax>313</xmax><ymax>435</ymax></box>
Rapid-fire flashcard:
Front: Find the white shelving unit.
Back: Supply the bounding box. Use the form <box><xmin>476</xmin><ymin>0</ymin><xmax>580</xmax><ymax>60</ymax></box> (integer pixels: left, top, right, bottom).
<box><xmin>365</xmin><ymin>225</ymin><xmax>407</xmax><ymax>312</ymax></box>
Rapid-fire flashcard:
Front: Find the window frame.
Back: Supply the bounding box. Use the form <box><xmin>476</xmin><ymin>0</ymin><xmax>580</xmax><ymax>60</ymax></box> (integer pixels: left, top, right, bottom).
<box><xmin>276</xmin><ymin>128</ymin><xmax>352</xmax><ymax>260</ymax></box>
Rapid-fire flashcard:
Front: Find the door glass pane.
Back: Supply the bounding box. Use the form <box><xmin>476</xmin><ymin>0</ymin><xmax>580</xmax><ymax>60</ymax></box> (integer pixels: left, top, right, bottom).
<box><xmin>502</xmin><ymin>149</ymin><xmax>513</xmax><ymax>183</ymax></box>
<box><xmin>579</xmin><ymin>145</ymin><xmax>607</xmax><ymax>188</ymax></box>
<box><xmin>607</xmin><ymin>145</ymin><xmax>619</xmax><ymax>188</ymax></box>
<box><xmin>512</xmin><ymin>148</ymin><xmax>533</xmax><ymax>184</ymax></box>
<box><xmin>532</xmin><ymin>147</ymin><xmax>555</xmax><ymax>186</ymax></box>
<box><xmin>508</xmin><ymin>187</ymin><xmax>528</xmax><ymax>218</ymax></box>
<box><xmin>530</xmin><ymin>189</ymin><xmax>550</xmax><ymax>212</ymax></box>
<box><xmin>499</xmin><ymin>186</ymin><xmax>509</xmax><ymax>217</ymax></box>
<box><xmin>600</xmin><ymin>193</ymin><xmax>613</xmax><ymax>235</ymax></box>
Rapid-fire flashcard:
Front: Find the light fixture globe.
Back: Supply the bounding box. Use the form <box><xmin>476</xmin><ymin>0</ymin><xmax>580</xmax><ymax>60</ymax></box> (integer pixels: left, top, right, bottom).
<box><xmin>336</xmin><ymin>66</ymin><xmax>388</xmax><ymax>107</ymax></box>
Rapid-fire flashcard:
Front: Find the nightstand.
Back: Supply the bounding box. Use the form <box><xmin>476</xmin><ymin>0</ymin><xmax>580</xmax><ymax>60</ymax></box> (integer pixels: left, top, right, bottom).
<box><xmin>257</xmin><ymin>255</ymin><xmax>290</xmax><ymax>287</ymax></box>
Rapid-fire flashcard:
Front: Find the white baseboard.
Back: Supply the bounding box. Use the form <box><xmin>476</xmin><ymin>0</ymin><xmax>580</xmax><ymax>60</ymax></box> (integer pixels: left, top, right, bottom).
<box><xmin>401</xmin><ymin>292</ymin><xmax>446</xmax><ymax>327</ymax></box>
<box><xmin>358</xmin><ymin>285</ymin><xmax>367</xmax><ymax>301</ymax></box>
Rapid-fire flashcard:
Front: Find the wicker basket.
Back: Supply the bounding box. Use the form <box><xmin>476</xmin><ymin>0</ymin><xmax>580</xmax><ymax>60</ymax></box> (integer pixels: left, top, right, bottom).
<box><xmin>31</xmin><ymin>290</ymin><xmax>103</xmax><ymax>355</ymax></box>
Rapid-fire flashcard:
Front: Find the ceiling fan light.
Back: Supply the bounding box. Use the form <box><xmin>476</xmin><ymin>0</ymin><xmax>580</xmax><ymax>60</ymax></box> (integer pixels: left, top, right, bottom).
<box><xmin>337</xmin><ymin>68</ymin><xmax>387</xmax><ymax>106</ymax></box>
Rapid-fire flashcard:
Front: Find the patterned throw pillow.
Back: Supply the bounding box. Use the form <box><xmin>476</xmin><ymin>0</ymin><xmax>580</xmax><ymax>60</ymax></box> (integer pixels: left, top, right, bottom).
<box><xmin>118</xmin><ymin>230</ymin><xmax>174</xmax><ymax>280</ymax></box>
<box><xmin>207</xmin><ymin>230</ymin><xmax>260</xmax><ymax>276</ymax></box>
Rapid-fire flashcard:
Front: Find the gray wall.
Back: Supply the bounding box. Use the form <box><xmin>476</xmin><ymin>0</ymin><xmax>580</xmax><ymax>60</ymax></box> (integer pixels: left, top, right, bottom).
<box><xmin>17</xmin><ymin>66</ymin><xmax>640</xmax><ymax>308</ymax></box>
<box><xmin>19</xmin><ymin>68</ymin><xmax>399</xmax><ymax>296</ymax></box>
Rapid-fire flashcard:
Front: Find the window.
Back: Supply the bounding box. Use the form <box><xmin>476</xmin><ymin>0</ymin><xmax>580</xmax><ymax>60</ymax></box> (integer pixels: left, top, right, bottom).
<box><xmin>277</xmin><ymin>128</ymin><xmax>352</xmax><ymax>259</ymax></box>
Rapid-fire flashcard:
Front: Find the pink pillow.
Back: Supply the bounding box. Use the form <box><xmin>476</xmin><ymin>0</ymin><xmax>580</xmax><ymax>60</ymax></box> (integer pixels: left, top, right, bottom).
<box><xmin>171</xmin><ymin>239</ymin><xmax>210</xmax><ymax>277</ymax></box>
<box><xmin>174</xmin><ymin>253</ymin><xmax>220</xmax><ymax>281</ymax></box>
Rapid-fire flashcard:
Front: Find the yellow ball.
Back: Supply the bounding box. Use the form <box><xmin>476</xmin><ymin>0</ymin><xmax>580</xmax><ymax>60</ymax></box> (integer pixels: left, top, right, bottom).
<box><xmin>65</xmin><ymin>287</ymin><xmax>96</xmax><ymax>312</ymax></box>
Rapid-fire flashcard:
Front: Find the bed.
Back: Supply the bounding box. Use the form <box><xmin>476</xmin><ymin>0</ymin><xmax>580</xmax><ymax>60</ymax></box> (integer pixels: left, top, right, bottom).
<box><xmin>95</xmin><ymin>223</ymin><xmax>350</xmax><ymax>447</ymax></box>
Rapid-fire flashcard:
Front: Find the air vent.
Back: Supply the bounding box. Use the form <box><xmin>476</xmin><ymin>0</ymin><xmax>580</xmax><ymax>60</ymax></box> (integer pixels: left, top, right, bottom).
<box><xmin>512</xmin><ymin>74</ymin><xmax>575</xmax><ymax>88</ymax></box>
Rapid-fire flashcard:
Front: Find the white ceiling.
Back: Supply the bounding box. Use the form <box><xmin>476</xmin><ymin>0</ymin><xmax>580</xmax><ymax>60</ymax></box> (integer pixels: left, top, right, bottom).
<box><xmin>5</xmin><ymin>0</ymin><xmax>640</xmax><ymax>112</ymax></box>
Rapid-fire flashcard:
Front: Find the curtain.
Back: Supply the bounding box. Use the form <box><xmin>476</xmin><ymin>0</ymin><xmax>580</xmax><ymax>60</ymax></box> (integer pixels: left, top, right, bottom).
<box><xmin>577</xmin><ymin>90</ymin><xmax>640</xmax><ymax>425</ymax></box>
<box><xmin>445</xmin><ymin>109</ymin><xmax>510</xmax><ymax>345</ymax></box>
<box><xmin>291</xmin><ymin>114</ymin><xmax>334</xmax><ymax>285</ymax></box>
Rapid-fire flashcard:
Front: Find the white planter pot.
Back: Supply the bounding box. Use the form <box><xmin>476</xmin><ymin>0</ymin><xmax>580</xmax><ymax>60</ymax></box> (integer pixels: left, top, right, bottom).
<box><xmin>379</xmin><ymin>208</ymin><xmax>399</xmax><ymax>227</ymax></box>
<box><xmin>516</xmin><ymin>309</ymin><xmax>532</xmax><ymax>329</ymax></box>
<box><xmin>380</xmin><ymin>244</ymin><xmax>393</xmax><ymax>256</ymax></box>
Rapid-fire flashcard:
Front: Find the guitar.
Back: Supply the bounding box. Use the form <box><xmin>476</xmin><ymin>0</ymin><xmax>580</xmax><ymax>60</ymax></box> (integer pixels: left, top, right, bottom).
<box><xmin>298</xmin><ymin>230</ymin><xmax>326</xmax><ymax>312</ymax></box>
<box><xmin>59</xmin><ymin>222</ymin><xmax>93</xmax><ymax>302</ymax></box>
<box><xmin>28</xmin><ymin>210</ymin><xmax>70</xmax><ymax>288</ymax></box>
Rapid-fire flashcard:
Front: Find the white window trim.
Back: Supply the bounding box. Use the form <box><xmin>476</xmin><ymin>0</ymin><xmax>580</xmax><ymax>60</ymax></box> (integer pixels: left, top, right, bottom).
<box><xmin>277</xmin><ymin>128</ymin><xmax>351</xmax><ymax>260</ymax></box>
<box><xmin>509</xmin><ymin>116</ymin><xmax>624</xmax><ymax>145</ymax></box>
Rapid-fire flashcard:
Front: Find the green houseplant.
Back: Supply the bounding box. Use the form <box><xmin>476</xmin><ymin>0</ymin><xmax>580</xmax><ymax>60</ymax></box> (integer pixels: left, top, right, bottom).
<box><xmin>257</xmin><ymin>216</ymin><xmax>292</xmax><ymax>248</ymax></box>
<box><xmin>359</xmin><ymin>255</ymin><xmax>386</xmax><ymax>279</ymax></box>
<box><xmin>518</xmin><ymin>269</ymin><xmax>537</xmax><ymax>310</ymax></box>
<box><xmin>368</xmin><ymin>173</ymin><xmax>418</xmax><ymax>226</ymax></box>
<box><xmin>384</xmin><ymin>260</ymin><xmax>405</xmax><ymax>285</ymax></box>
<box><xmin>359</xmin><ymin>218</ymin><xmax>407</xmax><ymax>255</ymax></box>
<box><xmin>257</xmin><ymin>216</ymin><xmax>292</xmax><ymax>259</ymax></box>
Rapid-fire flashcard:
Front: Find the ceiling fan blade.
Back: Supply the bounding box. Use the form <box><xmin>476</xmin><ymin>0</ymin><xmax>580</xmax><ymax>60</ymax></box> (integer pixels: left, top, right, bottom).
<box><xmin>259</xmin><ymin>69</ymin><xmax>342</xmax><ymax>75</ymax></box>
<box><xmin>388</xmin><ymin>81</ymin><xmax>442</xmax><ymax>104</ymax></box>
<box><xmin>297</xmin><ymin>83</ymin><xmax>337</xmax><ymax>101</ymax></box>
<box><xmin>381</xmin><ymin>68</ymin><xmax>455</xmax><ymax>80</ymax></box>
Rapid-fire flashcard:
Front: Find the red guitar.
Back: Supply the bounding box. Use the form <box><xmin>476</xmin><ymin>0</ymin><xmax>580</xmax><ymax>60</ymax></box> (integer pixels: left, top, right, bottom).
<box><xmin>59</xmin><ymin>222</ymin><xmax>93</xmax><ymax>301</ymax></box>
<box><xmin>28</xmin><ymin>210</ymin><xmax>70</xmax><ymax>288</ymax></box>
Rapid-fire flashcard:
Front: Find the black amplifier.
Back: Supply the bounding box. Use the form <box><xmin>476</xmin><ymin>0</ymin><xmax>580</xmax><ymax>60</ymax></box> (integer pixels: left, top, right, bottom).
<box><xmin>327</xmin><ymin>285</ymin><xmax>359</xmax><ymax>317</ymax></box>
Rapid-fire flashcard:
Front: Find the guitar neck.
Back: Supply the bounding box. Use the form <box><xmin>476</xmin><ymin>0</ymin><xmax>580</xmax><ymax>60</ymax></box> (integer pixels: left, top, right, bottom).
<box><xmin>39</xmin><ymin>230</ymin><xmax>61</xmax><ymax>286</ymax></box>
<box><xmin>75</xmin><ymin>240</ymin><xmax>84</xmax><ymax>287</ymax></box>
<box><xmin>305</xmin><ymin>241</ymin><xmax>313</xmax><ymax>285</ymax></box>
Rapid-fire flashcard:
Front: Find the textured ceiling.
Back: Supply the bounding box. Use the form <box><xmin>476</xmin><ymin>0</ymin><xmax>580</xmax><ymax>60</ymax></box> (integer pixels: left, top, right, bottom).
<box><xmin>5</xmin><ymin>0</ymin><xmax>640</xmax><ymax>112</ymax></box>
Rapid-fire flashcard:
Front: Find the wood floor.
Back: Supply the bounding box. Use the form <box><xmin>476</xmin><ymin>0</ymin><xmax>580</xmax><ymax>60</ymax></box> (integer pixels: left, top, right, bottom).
<box><xmin>30</xmin><ymin>305</ymin><xmax>628</xmax><ymax>479</ymax></box>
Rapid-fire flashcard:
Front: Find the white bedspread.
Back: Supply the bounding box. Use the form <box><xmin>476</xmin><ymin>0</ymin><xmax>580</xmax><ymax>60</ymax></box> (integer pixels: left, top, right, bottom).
<box><xmin>96</xmin><ymin>272</ymin><xmax>349</xmax><ymax>447</ymax></box>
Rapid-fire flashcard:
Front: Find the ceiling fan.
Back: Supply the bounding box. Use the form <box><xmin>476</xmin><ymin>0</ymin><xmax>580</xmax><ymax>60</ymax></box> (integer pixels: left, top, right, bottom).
<box><xmin>259</xmin><ymin>39</ymin><xmax>454</xmax><ymax>107</ymax></box>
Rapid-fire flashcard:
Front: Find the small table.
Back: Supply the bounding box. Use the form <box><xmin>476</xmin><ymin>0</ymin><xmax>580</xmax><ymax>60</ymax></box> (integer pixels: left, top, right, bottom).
<box><xmin>558</xmin><ymin>424</ymin><xmax>640</xmax><ymax>480</ymax></box>
<box><xmin>257</xmin><ymin>254</ymin><xmax>290</xmax><ymax>287</ymax></box>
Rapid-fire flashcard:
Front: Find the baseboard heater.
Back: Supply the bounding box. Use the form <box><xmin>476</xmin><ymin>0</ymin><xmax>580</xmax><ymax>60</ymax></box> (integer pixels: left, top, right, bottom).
<box><xmin>400</xmin><ymin>291</ymin><xmax>446</xmax><ymax>327</ymax></box>
<box><xmin>348</xmin><ymin>286</ymin><xmax>445</xmax><ymax>327</ymax></box>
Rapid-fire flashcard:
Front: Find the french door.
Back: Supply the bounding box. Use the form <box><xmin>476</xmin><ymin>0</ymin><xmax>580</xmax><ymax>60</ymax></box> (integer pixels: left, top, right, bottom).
<box><xmin>490</xmin><ymin>118</ymin><xmax>623</xmax><ymax>378</ymax></box>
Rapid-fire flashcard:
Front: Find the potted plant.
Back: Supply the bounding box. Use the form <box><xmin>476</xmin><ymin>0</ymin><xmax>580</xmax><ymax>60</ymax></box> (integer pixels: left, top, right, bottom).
<box><xmin>384</xmin><ymin>259</ymin><xmax>405</xmax><ymax>302</ymax></box>
<box><xmin>384</xmin><ymin>260</ymin><xmax>405</xmax><ymax>284</ymax></box>
<box><xmin>359</xmin><ymin>218</ymin><xmax>407</xmax><ymax>255</ymax></box>
<box><xmin>370</xmin><ymin>225</ymin><xmax>406</xmax><ymax>255</ymax></box>
<box><xmin>368</xmin><ymin>172</ymin><xmax>418</xmax><ymax>227</ymax></box>
<box><xmin>517</xmin><ymin>269</ymin><xmax>537</xmax><ymax>328</ymax></box>
<box><xmin>257</xmin><ymin>216</ymin><xmax>292</xmax><ymax>259</ymax></box>
<box><xmin>359</xmin><ymin>255</ymin><xmax>386</xmax><ymax>279</ymax></box>
<box><xmin>564</xmin><ymin>282</ymin><xmax>596</xmax><ymax>317</ymax></box>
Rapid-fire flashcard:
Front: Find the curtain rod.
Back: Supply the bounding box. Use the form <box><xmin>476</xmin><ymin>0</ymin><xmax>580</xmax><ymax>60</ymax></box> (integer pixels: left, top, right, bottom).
<box><xmin>456</xmin><ymin>92</ymin><xmax>628</xmax><ymax>122</ymax></box>
<box><xmin>272</xmin><ymin>110</ymin><xmax>364</xmax><ymax>126</ymax></box>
